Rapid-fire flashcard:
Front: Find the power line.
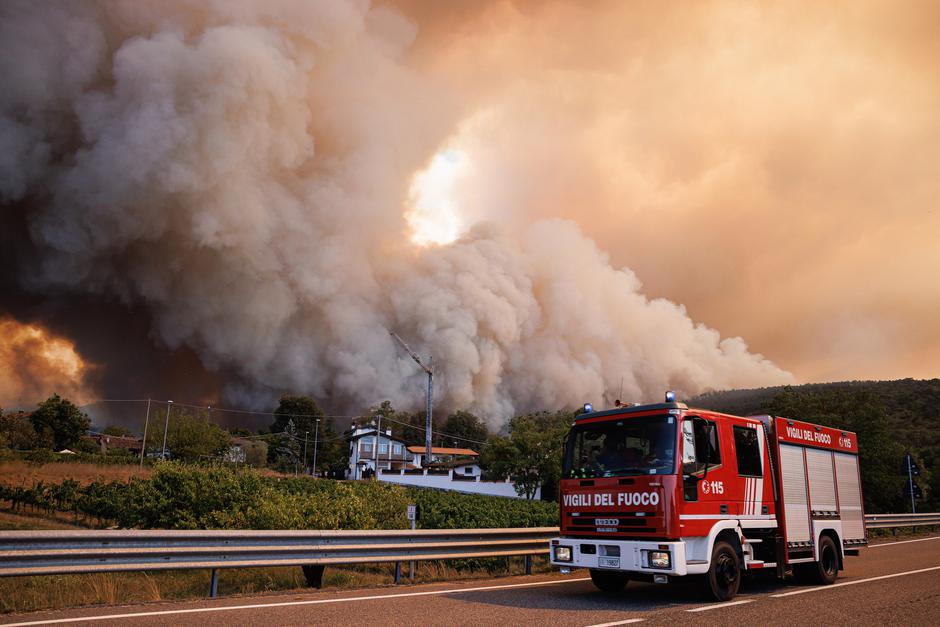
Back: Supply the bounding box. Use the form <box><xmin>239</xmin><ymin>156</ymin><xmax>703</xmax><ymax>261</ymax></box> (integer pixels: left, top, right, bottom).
<box><xmin>78</xmin><ymin>398</ymin><xmax>490</xmax><ymax>446</ymax></box>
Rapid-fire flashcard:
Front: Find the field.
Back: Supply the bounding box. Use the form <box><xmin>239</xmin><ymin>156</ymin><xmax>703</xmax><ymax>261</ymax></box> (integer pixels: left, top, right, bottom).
<box><xmin>0</xmin><ymin>462</ymin><xmax>557</xmax><ymax>613</ymax></box>
<box><xmin>0</xmin><ymin>460</ymin><xmax>152</xmax><ymax>487</ymax></box>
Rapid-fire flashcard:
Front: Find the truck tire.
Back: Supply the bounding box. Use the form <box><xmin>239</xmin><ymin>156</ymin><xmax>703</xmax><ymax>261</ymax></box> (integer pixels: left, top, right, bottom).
<box><xmin>705</xmin><ymin>541</ymin><xmax>741</xmax><ymax>601</ymax></box>
<box><xmin>589</xmin><ymin>569</ymin><xmax>630</xmax><ymax>593</ymax></box>
<box><xmin>796</xmin><ymin>535</ymin><xmax>839</xmax><ymax>585</ymax></box>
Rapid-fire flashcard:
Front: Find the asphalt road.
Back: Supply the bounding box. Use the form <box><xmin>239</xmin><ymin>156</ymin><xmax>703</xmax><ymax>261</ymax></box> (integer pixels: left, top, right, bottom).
<box><xmin>4</xmin><ymin>536</ymin><xmax>939</xmax><ymax>626</ymax></box>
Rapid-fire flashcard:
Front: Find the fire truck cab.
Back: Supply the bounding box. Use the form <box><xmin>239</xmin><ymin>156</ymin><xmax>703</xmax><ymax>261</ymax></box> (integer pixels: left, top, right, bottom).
<box><xmin>550</xmin><ymin>394</ymin><xmax>866</xmax><ymax>601</ymax></box>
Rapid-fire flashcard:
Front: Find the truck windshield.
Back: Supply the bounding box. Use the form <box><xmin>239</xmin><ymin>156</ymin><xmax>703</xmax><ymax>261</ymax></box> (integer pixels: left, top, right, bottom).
<box><xmin>563</xmin><ymin>414</ymin><xmax>677</xmax><ymax>478</ymax></box>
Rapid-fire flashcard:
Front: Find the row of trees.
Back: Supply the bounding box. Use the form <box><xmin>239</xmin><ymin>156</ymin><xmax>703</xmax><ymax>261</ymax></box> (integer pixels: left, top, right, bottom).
<box><xmin>0</xmin><ymin>391</ymin><xmax>576</xmax><ymax>499</ymax></box>
<box><xmin>0</xmin><ymin>395</ymin><xmax>90</xmax><ymax>451</ymax></box>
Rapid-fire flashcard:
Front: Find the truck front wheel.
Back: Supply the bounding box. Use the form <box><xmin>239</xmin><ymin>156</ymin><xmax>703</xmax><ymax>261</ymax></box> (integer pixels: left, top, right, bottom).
<box><xmin>589</xmin><ymin>569</ymin><xmax>629</xmax><ymax>593</ymax></box>
<box><xmin>705</xmin><ymin>541</ymin><xmax>741</xmax><ymax>601</ymax></box>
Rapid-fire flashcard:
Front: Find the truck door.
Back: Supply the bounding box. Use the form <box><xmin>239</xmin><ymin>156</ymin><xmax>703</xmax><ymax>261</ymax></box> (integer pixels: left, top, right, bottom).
<box><xmin>731</xmin><ymin>423</ymin><xmax>766</xmax><ymax>517</ymax></box>
<box><xmin>680</xmin><ymin>416</ymin><xmax>730</xmax><ymax>509</ymax></box>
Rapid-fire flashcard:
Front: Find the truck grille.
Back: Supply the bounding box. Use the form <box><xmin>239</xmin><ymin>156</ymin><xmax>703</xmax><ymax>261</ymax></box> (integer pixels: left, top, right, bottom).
<box><xmin>566</xmin><ymin>512</ymin><xmax>655</xmax><ymax>532</ymax></box>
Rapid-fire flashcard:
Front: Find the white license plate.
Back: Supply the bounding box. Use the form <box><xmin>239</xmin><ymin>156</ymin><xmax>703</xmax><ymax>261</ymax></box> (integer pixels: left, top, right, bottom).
<box><xmin>598</xmin><ymin>557</ymin><xmax>620</xmax><ymax>569</ymax></box>
<box><xmin>595</xmin><ymin>518</ymin><xmax>619</xmax><ymax>526</ymax></box>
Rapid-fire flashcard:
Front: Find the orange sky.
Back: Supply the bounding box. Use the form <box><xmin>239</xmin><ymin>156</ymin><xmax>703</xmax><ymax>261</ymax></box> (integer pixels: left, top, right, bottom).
<box><xmin>393</xmin><ymin>0</ymin><xmax>940</xmax><ymax>383</ymax></box>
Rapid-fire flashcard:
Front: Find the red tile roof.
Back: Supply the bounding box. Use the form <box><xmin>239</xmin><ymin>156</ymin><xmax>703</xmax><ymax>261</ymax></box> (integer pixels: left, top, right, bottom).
<box><xmin>406</xmin><ymin>446</ymin><xmax>479</xmax><ymax>457</ymax></box>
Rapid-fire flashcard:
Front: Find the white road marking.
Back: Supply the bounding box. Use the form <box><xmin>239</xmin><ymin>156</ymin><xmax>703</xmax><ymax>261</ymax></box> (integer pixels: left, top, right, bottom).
<box><xmin>770</xmin><ymin>565</ymin><xmax>940</xmax><ymax>597</ymax></box>
<box><xmin>583</xmin><ymin>619</ymin><xmax>644</xmax><ymax>626</ymax></box>
<box><xmin>2</xmin><ymin>577</ymin><xmax>592</xmax><ymax>626</ymax></box>
<box><xmin>869</xmin><ymin>535</ymin><xmax>940</xmax><ymax>548</ymax></box>
<box><xmin>686</xmin><ymin>599</ymin><xmax>754</xmax><ymax>612</ymax></box>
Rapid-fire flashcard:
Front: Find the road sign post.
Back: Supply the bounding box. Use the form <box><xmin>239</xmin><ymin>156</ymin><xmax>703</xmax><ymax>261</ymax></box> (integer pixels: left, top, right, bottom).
<box><xmin>407</xmin><ymin>504</ymin><xmax>417</xmax><ymax>580</ymax></box>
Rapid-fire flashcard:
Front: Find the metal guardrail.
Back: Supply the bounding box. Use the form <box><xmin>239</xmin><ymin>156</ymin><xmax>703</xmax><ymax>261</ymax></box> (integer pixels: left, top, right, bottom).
<box><xmin>864</xmin><ymin>513</ymin><xmax>940</xmax><ymax>529</ymax></box>
<box><xmin>0</xmin><ymin>527</ymin><xmax>558</xmax><ymax>578</ymax></box>
<box><xmin>0</xmin><ymin>514</ymin><xmax>936</xmax><ymax>589</ymax></box>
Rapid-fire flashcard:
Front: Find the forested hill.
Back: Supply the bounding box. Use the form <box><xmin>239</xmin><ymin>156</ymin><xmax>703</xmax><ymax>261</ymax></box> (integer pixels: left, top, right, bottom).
<box><xmin>689</xmin><ymin>378</ymin><xmax>940</xmax><ymax>513</ymax></box>
<box><xmin>688</xmin><ymin>378</ymin><xmax>940</xmax><ymax>447</ymax></box>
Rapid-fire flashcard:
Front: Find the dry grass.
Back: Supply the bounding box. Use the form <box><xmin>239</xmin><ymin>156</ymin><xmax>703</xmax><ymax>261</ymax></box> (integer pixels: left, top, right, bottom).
<box><xmin>0</xmin><ymin>510</ymin><xmax>85</xmax><ymax>530</ymax></box>
<box><xmin>0</xmin><ymin>460</ymin><xmax>152</xmax><ymax>488</ymax></box>
<box><xmin>0</xmin><ymin>558</ymin><xmax>551</xmax><ymax>614</ymax></box>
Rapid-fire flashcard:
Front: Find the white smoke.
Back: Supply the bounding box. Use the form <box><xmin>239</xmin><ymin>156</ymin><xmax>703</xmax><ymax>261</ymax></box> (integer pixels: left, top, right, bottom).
<box><xmin>0</xmin><ymin>1</ymin><xmax>792</xmax><ymax>427</ymax></box>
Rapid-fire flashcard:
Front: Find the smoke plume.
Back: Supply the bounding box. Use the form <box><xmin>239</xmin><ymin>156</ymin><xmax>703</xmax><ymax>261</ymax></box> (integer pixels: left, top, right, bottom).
<box><xmin>0</xmin><ymin>1</ymin><xmax>807</xmax><ymax>424</ymax></box>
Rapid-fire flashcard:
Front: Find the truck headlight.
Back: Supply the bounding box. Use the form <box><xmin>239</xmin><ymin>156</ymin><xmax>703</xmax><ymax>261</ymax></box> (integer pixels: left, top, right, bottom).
<box><xmin>555</xmin><ymin>546</ymin><xmax>573</xmax><ymax>562</ymax></box>
<box><xmin>648</xmin><ymin>551</ymin><xmax>670</xmax><ymax>569</ymax></box>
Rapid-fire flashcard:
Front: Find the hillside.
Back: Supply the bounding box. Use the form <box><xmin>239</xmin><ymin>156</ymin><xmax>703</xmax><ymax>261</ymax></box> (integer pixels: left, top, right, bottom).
<box><xmin>690</xmin><ymin>378</ymin><xmax>940</xmax><ymax>448</ymax></box>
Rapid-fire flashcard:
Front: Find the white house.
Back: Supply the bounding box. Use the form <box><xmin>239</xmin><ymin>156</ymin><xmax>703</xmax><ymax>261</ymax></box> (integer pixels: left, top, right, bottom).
<box><xmin>345</xmin><ymin>425</ymin><xmax>539</xmax><ymax>499</ymax></box>
<box><xmin>346</xmin><ymin>425</ymin><xmax>413</xmax><ymax>480</ymax></box>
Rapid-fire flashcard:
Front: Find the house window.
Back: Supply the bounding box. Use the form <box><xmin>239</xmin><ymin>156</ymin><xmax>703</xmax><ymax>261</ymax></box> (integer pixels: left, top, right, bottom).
<box><xmin>362</xmin><ymin>442</ymin><xmax>372</xmax><ymax>453</ymax></box>
<box><xmin>464</xmin><ymin>467</ymin><xmax>473</xmax><ymax>475</ymax></box>
<box><xmin>380</xmin><ymin>443</ymin><xmax>388</xmax><ymax>454</ymax></box>
<box><xmin>393</xmin><ymin>444</ymin><xmax>402</xmax><ymax>455</ymax></box>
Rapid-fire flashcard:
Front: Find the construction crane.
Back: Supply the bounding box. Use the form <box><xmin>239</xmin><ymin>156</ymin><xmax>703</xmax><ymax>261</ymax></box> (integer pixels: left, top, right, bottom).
<box><xmin>389</xmin><ymin>331</ymin><xmax>434</xmax><ymax>468</ymax></box>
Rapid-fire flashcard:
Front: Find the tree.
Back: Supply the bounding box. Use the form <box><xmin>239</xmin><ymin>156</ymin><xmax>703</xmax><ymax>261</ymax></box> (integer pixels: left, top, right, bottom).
<box><xmin>149</xmin><ymin>409</ymin><xmax>232</xmax><ymax>462</ymax></box>
<box><xmin>29</xmin><ymin>394</ymin><xmax>90</xmax><ymax>450</ymax></box>
<box><xmin>397</xmin><ymin>410</ymin><xmax>432</xmax><ymax>445</ymax></box>
<box><xmin>481</xmin><ymin>410</ymin><xmax>574</xmax><ymax>500</ymax></box>
<box><xmin>0</xmin><ymin>411</ymin><xmax>38</xmax><ymax>450</ymax></box>
<box><xmin>310</xmin><ymin>417</ymin><xmax>346</xmax><ymax>478</ymax></box>
<box><xmin>765</xmin><ymin>387</ymin><xmax>906</xmax><ymax>513</ymax></box>
<box><xmin>271</xmin><ymin>395</ymin><xmax>325</xmax><ymax>437</ymax></box>
<box><xmin>440</xmin><ymin>410</ymin><xmax>488</xmax><ymax>449</ymax></box>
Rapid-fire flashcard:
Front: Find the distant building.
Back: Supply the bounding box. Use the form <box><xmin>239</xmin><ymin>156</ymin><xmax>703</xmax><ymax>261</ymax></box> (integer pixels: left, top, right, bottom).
<box><xmin>225</xmin><ymin>438</ymin><xmax>250</xmax><ymax>464</ymax></box>
<box><xmin>406</xmin><ymin>446</ymin><xmax>481</xmax><ymax>476</ymax></box>
<box><xmin>347</xmin><ymin>425</ymin><xmax>412</xmax><ymax>479</ymax></box>
<box><xmin>88</xmin><ymin>434</ymin><xmax>142</xmax><ymax>455</ymax></box>
<box><xmin>345</xmin><ymin>424</ymin><xmax>537</xmax><ymax>499</ymax></box>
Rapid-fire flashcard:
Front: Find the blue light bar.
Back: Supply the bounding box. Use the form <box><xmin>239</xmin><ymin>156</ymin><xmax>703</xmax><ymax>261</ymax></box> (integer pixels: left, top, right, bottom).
<box><xmin>583</xmin><ymin>403</ymin><xmax>593</xmax><ymax>413</ymax></box>
<box><xmin>665</xmin><ymin>390</ymin><xmax>676</xmax><ymax>403</ymax></box>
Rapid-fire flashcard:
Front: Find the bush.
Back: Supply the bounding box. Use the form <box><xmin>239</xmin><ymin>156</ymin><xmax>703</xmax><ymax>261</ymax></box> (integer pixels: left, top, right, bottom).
<box><xmin>5</xmin><ymin>464</ymin><xmax>559</xmax><ymax>532</ymax></box>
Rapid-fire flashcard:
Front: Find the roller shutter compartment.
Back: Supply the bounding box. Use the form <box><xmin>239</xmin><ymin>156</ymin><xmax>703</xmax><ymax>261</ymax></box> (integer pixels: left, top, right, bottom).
<box><xmin>779</xmin><ymin>444</ymin><xmax>811</xmax><ymax>544</ymax></box>
<box><xmin>834</xmin><ymin>452</ymin><xmax>865</xmax><ymax>542</ymax></box>
<box><xmin>806</xmin><ymin>448</ymin><xmax>837</xmax><ymax>514</ymax></box>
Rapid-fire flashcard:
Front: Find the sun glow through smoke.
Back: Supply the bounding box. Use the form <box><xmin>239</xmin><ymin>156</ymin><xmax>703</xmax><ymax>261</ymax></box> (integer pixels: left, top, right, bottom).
<box><xmin>406</xmin><ymin>149</ymin><xmax>468</xmax><ymax>246</ymax></box>
<box><xmin>0</xmin><ymin>318</ymin><xmax>93</xmax><ymax>407</ymax></box>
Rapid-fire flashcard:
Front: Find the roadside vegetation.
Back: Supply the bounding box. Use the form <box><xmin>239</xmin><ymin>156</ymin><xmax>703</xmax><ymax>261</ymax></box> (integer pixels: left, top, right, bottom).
<box><xmin>0</xmin><ymin>463</ymin><xmax>556</xmax><ymax>614</ymax></box>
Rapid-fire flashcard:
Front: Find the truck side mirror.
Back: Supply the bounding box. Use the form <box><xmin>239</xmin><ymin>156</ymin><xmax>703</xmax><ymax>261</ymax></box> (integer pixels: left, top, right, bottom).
<box><xmin>681</xmin><ymin>420</ymin><xmax>697</xmax><ymax>470</ymax></box>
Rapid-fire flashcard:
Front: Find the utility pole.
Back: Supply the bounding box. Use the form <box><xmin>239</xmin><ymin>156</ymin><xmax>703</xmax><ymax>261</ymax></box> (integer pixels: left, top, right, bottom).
<box><xmin>313</xmin><ymin>418</ymin><xmax>320</xmax><ymax>477</ymax></box>
<box><xmin>389</xmin><ymin>331</ymin><xmax>433</xmax><ymax>468</ymax></box>
<box><xmin>303</xmin><ymin>431</ymin><xmax>309</xmax><ymax>475</ymax></box>
<box><xmin>161</xmin><ymin>400</ymin><xmax>173</xmax><ymax>460</ymax></box>
<box><xmin>139</xmin><ymin>398</ymin><xmax>152</xmax><ymax>468</ymax></box>
<box><xmin>373</xmin><ymin>415</ymin><xmax>382</xmax><ymax>476</ymax></box>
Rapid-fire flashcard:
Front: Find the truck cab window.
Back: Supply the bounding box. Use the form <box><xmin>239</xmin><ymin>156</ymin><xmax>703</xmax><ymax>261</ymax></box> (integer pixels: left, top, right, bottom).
<box><xmin>682</xmin><ymin>418</ymin><xmax>721</xmax><ymax>502</ymax></box>
<box><xmin>563</xmin><ymin>415</ymin><xmax>676</xmax><ymax>478</ymax></box>
<box><xmin>682</xmin><ymin>418</ymin><xmax>720</xmax><ymax>476</ymax></box>
<box><xmin>733</xmin><ymin>426</ymin><xmax>762</xmax><ymax>477</ymax></box>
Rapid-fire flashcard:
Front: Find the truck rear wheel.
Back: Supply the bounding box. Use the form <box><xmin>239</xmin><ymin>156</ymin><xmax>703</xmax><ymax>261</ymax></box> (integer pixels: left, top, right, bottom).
<box><xmin>589</xmin><ymin>569</ymin><xmax>629</xmax><ymax>593</ymax></box>
<box><xmin>705</xmin><ymin>541</ymin><xmax>741</xmax><ymax>601</ymax></box>
<box><xmin>796</xmin><ymin>535</ymin><xmax>839</xmax><ymax>585</ymax></box>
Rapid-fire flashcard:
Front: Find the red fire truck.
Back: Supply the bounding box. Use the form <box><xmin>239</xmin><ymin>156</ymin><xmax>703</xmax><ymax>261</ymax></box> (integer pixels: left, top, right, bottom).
<box><xmin>550</xmin><ymin>393</ymin><xmax>866</xmax><ymax>600</ymax></box>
